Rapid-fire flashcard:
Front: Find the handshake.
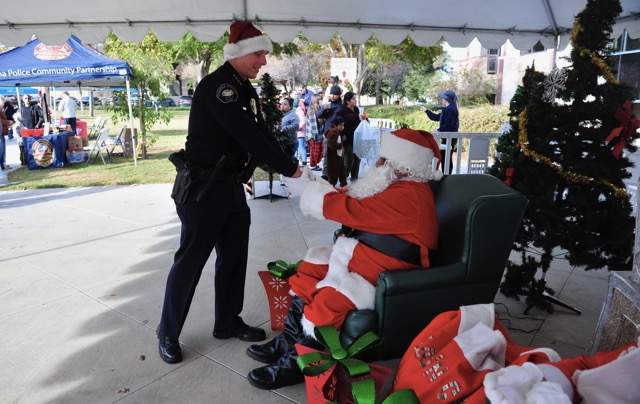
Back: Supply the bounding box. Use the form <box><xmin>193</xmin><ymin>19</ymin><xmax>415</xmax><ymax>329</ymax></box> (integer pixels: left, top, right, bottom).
<box><xmin>281</xmin><ymin>166</ymin><xmax>318</xmax><ymax>198</ymax></box>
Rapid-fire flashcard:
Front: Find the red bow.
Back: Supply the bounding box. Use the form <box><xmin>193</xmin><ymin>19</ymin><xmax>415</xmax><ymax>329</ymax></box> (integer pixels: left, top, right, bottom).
<box><xmin>606</xmin><ymin>100</ymin><xmax>640</xmax><ymax>159</ymax></box>
<box><xmin>504</xmin><ymin>167</ymin><xmax>515</xmax><ymax>186</ymax></box>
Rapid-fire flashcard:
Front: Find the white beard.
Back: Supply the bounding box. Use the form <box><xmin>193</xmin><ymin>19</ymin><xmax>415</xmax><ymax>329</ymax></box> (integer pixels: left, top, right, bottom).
<box><xmin>347</xmin><ymin>163</ymin><xmax>397</xmax><ymax>199</ymax></box>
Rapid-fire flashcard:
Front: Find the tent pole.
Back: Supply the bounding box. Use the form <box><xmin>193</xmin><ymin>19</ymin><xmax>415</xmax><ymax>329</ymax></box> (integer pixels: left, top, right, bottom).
<box><xmin>15</xmin><ymin>85</ymin><xmax>22</xmax><ymax>109</ymax></box>
<box><xmin>125</xmin><ymin>77</ymin><xmax>137</xmax><ymax>166</ymax></box>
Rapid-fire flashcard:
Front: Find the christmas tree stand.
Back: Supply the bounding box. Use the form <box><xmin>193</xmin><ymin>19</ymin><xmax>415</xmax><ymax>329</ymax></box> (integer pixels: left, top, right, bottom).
<box><xmin>253</xmin><ymin>171</ymin><xmax>287</xmax><ymax>203</ymax></box>
<box><xmin>523</xmin><ymin>272</ymin><xmax>582</xmax><ymax>315</ymax></box>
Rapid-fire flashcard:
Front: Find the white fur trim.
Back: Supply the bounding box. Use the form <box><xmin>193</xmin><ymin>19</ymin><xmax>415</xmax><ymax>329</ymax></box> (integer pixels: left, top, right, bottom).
<box><xmin>454</xmin><ymin>322</ymin><xmax>507</xmax><ymax>371</ymax></box>
<box><xmin>459</xmin><ymin>303</ymin><xmax>496</xmax><ymax>334</ymax></box>
<box><xmin>316</xmin><ymin>237</ymin><xmax>358</xmax><ymax>290</ymax></box>
<box><xmin>304</xmin><ymin>245</ymin><xmax>333</xmax><ymax>264</ymax></box>
<box><xmin>575</xmin><ymin>341</ymin><xmax>640</xmax><ymax>404</ymax></box>
<box><xmin>223</xmin><ymin>34</ymin><xmax>273</xmax><ymax>61</ymax></box>
<box><xmin>536</xmin><ymin>364</ymin><xmax>574</xmax><ymax>400</ymax></box>
<box><xmin>300</xmin><ymin>180</ymin><xmax>336</xmax><ymax>220</ymax></box>
<box><xmin>334</xmin><ymin>271</ymin><xmax>376</xmax><ymax>310</ymax></box>
<box><xmin>519</xmin><ymin>347</ymin><xmax>562</xmax><ymax>363</ymax></box>
<box><xmin>301</xmin><ymin>314</ymin><xmax>318</xmax><ymax>338</ymax></box>
<box><xmin>380</xmin><ymin>130</ymin><xmax>433</xmax><ymax>175</ymax></box>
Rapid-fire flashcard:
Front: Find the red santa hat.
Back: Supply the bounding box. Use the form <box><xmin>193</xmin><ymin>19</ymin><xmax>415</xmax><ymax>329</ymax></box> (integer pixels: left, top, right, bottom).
<box><xmin>223</xmin><ymin>21</ymin><xmax>273</xmax><ymax>61</ymax></box>
<box><xmin>379</xmin><ymin>128</ymin><xmax>443</xmax><ymax>180</ymax></box>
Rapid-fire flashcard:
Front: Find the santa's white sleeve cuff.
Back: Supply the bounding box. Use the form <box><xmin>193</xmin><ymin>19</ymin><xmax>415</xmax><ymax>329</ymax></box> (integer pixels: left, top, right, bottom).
<box><xmin>300</xmin><ymin>179</ymin><xmax>335</xmax><ymax>220</ymax></box>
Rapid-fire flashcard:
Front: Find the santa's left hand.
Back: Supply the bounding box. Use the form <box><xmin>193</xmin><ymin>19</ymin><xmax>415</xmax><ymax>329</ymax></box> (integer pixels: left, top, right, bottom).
<box><xmin>282</xmin><ymin>166</ymin><xmax>316</xmax><ymax>198</ymax></box>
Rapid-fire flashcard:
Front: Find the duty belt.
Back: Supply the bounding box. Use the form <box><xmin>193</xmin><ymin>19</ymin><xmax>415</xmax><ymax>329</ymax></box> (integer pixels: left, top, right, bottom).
<box><xmin>343</xmin><ymin>228</ymin><xmax>422</xmax><ymax>267</ymax></box>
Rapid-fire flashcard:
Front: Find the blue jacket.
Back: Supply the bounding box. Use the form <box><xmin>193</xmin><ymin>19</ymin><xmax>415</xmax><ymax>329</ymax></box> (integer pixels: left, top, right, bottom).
<box><xmin>426</xmin><ymin>103</ymin><xmax>459</xmax><ymax>132</ymax></box>
<box><xmin>281</xmin><ymin>109</ymin><xmax>299</xmax><ymax>136</ymax></box>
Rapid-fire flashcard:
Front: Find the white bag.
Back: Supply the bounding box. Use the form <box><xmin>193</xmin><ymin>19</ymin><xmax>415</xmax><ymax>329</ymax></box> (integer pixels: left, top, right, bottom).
<box><xmin>337</xmin><ymin>133</ymin><xmax>343</xmax><ymax>157</ymax></box>
<box><xmin>353</xmin><ymin>120</ymin><xmax>378</xmax><ymax>166</ymax></box>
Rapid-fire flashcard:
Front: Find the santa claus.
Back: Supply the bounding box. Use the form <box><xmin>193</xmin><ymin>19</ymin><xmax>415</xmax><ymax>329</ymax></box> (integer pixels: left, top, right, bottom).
<box><xmin>247</xmin><ymin>128</ymin><xmax>444</xmax><ymax>390</ymax></box>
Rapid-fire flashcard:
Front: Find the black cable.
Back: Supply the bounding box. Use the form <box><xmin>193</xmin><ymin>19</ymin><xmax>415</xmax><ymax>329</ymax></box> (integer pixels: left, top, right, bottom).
<box><xmin>495</xmin><ymin>302</ymin><xmax>546</xmax><ymax>334</ymax></box>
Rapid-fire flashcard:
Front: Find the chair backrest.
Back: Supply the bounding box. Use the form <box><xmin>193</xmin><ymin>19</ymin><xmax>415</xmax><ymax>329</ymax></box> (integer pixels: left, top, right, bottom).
<box><xmin>429</xmin><ymin>174</ymin><xmax>528</xmax><ymax>283</ymax></box>
<box><xmin>96</xmin><ymin>127</ymin><xmax>110</xmax><ymax>145</ymax></box>
<box><xmin>467</xmin><ymin>138</ymin><xmax>491</xmax><ymax>174</ymax></box>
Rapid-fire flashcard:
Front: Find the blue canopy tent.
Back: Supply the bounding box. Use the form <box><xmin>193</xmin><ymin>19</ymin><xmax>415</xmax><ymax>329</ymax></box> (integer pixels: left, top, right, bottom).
<box><xmin>0</xmin><ymin>35</ymin><xmax>137</xmax><ymax>164</ymax></box>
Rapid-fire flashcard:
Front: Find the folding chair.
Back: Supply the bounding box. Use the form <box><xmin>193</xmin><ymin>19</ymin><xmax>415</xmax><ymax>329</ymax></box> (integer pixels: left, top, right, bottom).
<box><xmin>105</xmin><ymin>125</ymin><xmax>128</xmax><ymax>157</ymax></box>
<box><xmin>87</xmin><ymin>117</ymin><xmax>107</xmax><ymax>139</ymax></box>
<box><xmin>83</xmin><ymin>127</ymin><xmax>113</xmax><ymax>166</ymax></box>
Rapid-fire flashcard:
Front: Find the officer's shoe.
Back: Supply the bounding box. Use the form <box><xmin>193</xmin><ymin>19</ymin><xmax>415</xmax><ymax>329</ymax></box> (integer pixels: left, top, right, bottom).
<box><xmin>158</xmin><ymin>336</ymin><xmax>182</xmax><ymax>364</ymax></box>
<box><xmin>214</xmin><ymin>320</ymin><xmax>266</xmax><ymax>342</ymax></box>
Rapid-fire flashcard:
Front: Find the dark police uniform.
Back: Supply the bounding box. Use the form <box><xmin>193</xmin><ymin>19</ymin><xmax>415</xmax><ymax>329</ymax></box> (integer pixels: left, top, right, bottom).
<box><xmin>158</xmin><ymin>62</ymin><xmax>298</xmax><ymax>342</ymax></box>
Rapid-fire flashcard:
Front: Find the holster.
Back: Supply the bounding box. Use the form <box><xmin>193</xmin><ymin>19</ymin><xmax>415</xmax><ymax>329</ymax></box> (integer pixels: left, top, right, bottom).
<box><xmin>169</xmin><ymin>149</ymin><xmax>194</xmax><ymax>204</ymax></box>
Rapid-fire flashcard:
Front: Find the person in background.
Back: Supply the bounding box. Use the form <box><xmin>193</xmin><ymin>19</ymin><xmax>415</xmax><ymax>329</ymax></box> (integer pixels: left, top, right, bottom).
<box><xmin>305</xmin><ymin>94</ymin><xmax>324</xmax><ymax>171</ymax></box>
<box><xmin>0</xmin><ymin>112</ymin><xmax>6</xmax><ymax>171</ymax></box>
<box><xmin>17</xmin><ymin>95</ymin><xmax>44</xmax><ymax>166</ymax></box>
<box><xmin>157</xmin><ymin>21</ymin><xmax>303</xmax><ymax>365</ymax></box>
<box><xmin>323</xmin><ymin>115</ymin><xmax>347</xmax><ymax>188</ymax></box>
<box><xmin>279</xmin><ymin>97</ymin><xmax>299</xmax><ymax>160</ymax></box>
<box><xmin>2</xmin><ymin>95</ymin><xmax>16</xmax><ymax>140</ymax></box>
<box><xmin>294</xmin><ymin>99</ymin><xmax>307</xmax><ymax>165</ymax></box>
<box><xmin>58</xmin><ymin>91</ymin><xmax>77</xmax><ymax>133</ymax></box>
<box><xmin>421</xmin><ymin>89</ymin><xmax>459</xmax><ymax>174</ymax></box>
<box><xmin>297</xmin><ymin>84</ymin><xmax>314</xmax><ymax>108</ymax></box>
<box><xmin>317</xmin><ymin>85</ymin><xmax>343</xmax><ymax>180</ymax></box>
<box><xmin>333</xmin><ymin>91</ymin><xmax>362</xmax><ymax>183</ymax></box>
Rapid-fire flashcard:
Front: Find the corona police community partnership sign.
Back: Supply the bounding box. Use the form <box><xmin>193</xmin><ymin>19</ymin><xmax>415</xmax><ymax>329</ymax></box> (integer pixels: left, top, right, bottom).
<box><xmin>0</xmin><ymin>42</ymin><xmax>119</xmax><ymax>79</ymax></box>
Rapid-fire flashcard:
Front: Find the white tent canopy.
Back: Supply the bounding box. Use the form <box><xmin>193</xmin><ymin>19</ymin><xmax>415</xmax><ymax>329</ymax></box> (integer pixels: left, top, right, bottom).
<box><xmin>1</xmin><ymin>0</ymin><xmax>638</xmax><ymax>49</ymax></box>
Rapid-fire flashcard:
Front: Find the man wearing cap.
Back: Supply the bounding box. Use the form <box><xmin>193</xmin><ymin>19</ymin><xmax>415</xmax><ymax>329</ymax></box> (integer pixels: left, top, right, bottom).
<box><xmin>58</xmin><ymin>91</ymin><xmax>77</xmax><ymax>133</ymax></box>
<box><xmin>246</xmin><ymin>128</ymin><xmax>442</xmax><ymax>390</ymax></box>
<box><xmin>421</xmin><ymin>89</ymin><xmax>459</xmax><ymax>174</ymax></box>
<box><xmin>157</xmin><ymin>21</ymin><xmax>303</xmax><ymax>365</ymax></box>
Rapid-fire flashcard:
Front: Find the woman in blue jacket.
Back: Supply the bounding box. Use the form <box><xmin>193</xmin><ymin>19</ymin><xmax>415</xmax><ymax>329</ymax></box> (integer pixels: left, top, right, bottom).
<box><xmin>421</xmin><ymin>89</ymin><xmax>459</xmax><ymax>174</ymax></box>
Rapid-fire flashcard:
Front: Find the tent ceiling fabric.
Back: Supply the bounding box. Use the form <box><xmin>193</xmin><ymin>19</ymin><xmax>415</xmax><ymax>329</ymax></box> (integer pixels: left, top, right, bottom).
<box><xmin>1</xmin><ymin>0</ymin><xmax>638</xmax><ymax>48</ymax></box>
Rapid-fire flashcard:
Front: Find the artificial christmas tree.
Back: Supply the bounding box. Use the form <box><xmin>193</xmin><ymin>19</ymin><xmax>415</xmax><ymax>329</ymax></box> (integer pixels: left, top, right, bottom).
<box><xmin>489</xmin><ymin>0</ymin><xmax>638</xmax><ymax>312</ymax></box>
<box><xmin>258</xmin><ymin>73</ymin><xmax>296</xmax><ymax>201</ymax></box>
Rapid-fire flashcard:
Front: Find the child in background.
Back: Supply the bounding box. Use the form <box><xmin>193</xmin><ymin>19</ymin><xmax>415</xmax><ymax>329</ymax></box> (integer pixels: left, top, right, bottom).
<box><xmin>324</xmin><ymin>115</ymin><xmax>347</xmax><ymax>188</ymax></box>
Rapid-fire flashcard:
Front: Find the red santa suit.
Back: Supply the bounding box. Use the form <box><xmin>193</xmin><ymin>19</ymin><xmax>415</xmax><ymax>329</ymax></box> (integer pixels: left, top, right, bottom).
<box><xmin>391</xmin><ymin>303</ymin><xmax>640</xmax><ymax>403</ymax></box>
<box><xmin>289</xmin><ymin>128</ymin><xmax>443</xmax><ymax>336</ymax></box>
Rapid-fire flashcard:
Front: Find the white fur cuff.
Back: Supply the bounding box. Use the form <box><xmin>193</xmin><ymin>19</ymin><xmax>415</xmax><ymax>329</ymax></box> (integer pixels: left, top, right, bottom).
<box><xmin>300</xmin><ymin>180</ymin><xmax>335</xmax><ymax>220</ymax></box>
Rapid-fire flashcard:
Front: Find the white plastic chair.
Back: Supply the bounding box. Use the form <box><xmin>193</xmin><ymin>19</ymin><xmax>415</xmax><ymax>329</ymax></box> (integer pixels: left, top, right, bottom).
<box><xmin>84</xmin><ymin>127</ymin><xmax>112</xmax><ymax>166</ymax></box>
<box><xmin>105</xmin><ymin>125</ymin><xmax>128</xmax><ymax>157</ymax></box>
<box><xmin>467</xmin><ymin>138</ymin><xmax>491</xmax><ymax>174</ymax></box>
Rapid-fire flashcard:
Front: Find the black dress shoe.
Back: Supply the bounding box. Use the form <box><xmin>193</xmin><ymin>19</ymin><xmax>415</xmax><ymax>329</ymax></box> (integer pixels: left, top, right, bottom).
<box><xmin>247</xmin><ymin>356</ymin><xmax>304</xmax><ymax>390</ymax></box>
<box><xmin>213</xmin><ymin>322</ymin><xmax>266</xmax><ymax>342</ymax></box>
<box><xmin>246</xmin><ymin>334</ymin><xmax>286</xmax><ymax>364</ymax></box>
<box><xmin>158</xmin><ymin>336</ymin><xmax>182</xmax><ymax>364</ymax></box>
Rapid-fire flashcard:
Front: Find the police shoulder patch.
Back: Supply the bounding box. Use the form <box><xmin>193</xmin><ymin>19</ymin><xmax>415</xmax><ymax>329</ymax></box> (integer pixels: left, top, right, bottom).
<box><xmin>216</xmin><ymin>83</ymin><xmax>239</xmax><ymax>103</ymax></box>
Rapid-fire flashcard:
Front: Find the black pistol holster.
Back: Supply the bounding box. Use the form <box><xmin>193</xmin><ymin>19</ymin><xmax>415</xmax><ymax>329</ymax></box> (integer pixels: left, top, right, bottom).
<box><xmin>169</xmin><ymin>149</ymin><xmax>194</xmax><ymax>204</ymax></box>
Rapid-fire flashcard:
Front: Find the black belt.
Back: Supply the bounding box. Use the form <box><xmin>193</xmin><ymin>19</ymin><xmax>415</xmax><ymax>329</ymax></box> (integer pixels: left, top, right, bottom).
<box><xmin>344</xmin><ymin>228</ymin><xmax>422</xmax><ymax>267</ymax></box>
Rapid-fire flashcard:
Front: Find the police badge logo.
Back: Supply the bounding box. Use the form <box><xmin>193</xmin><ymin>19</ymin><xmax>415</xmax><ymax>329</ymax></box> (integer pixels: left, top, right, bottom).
<box><xmin>216</xmin><ymin>83</ymin><xmax>238</xmax><ymax>103</ymax></box>
<box><xmin>31</xmin><ymin>139</ymin><xmax>55</xmax><ymax>167</ymax></box>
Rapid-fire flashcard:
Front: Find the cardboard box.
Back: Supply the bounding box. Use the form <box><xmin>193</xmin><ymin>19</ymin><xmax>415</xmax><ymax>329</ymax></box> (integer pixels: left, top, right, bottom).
<box><xmin>66</xmin><ymin>150</ymin><xmax>88</xmax><ymax>164</ymax></box>
<box><xmin>68</xmin><ymin>135</ymin><xmax>83</xmax><ymax>150</ymax></box>
<box><xmin>122</xmin><ymin>128</ymin><xmax>137</xmax><ymax>157</ymax></box>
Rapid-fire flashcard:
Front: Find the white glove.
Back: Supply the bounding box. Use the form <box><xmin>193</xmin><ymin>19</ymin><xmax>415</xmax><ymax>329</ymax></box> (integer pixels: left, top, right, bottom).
<box><xmin>282</xmin><ymin>166</ymin><xmax>316</xmax><ymax>198</ymax></box>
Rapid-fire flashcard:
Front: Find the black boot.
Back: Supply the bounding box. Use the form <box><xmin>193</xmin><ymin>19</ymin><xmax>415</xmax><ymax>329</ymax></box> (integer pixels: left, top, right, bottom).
<box><xmin>247</xmin><ymin>334</ymin><xmax>324</xmax><ymax>390</ymax></box>
<box><xmin>246</xmin><ymin>296</ymin><xmax>305</xmax><ymax>364</ymax></box>
<box><xmin>158</xmin><ymin>335</ymin><xmax>182</xmax><ymax>364</ymax></box>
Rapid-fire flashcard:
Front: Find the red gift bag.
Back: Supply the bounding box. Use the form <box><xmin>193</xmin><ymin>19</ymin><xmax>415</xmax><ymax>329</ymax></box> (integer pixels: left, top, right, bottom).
<box><xmin>258</xmin><ymin>270</ymin><xmax>292</xmax><ymax>330</ymax></box>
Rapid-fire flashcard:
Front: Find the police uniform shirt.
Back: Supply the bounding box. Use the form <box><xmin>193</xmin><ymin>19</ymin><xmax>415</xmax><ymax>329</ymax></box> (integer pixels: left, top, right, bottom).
<box><xmin>184</xmin><ymin>62</ymin><xmax>297</xmax><ymax>177</ymax></box>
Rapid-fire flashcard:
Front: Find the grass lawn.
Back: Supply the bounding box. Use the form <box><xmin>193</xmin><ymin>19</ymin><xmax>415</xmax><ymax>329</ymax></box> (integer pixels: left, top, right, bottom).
<box><xmin>1</xmin><ymin>108</ymin><xmax>273</xmax><ymax>191</ymax></box>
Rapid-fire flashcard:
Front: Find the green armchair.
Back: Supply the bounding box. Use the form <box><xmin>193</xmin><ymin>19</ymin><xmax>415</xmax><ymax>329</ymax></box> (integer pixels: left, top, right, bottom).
<box><xmin>340</xmin><ymin>174</ymin><xmax>529</xmax><ymax>360</ymax></box>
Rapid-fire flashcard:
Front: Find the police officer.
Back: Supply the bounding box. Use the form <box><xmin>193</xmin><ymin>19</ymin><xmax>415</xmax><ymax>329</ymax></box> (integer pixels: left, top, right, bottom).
<box><xmin>157</xmin><ymin>21</ymin><xmax>303</xmax><ymax>364</ymax></box>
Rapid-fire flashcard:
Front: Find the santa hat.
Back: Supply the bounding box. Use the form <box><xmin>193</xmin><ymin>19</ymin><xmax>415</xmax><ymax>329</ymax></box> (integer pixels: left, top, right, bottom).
<box><xmin>379</xmin><ymin>128</ymin><xmax>443</xmax><ymax>180</ymax></box>
<box><xmin>223</xmin><ymin>21</ymin><xmax>273</xmax><ymax>61</ymax></box>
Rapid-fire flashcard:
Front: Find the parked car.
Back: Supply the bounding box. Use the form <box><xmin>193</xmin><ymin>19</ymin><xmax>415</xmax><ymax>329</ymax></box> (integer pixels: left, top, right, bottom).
<box><xmin>178</xmin><ymin>95</ymin><xmax>193</xmax><ymax>107</ymax></box>
<box><xmin>155</xmin><ymin>98</ymin><xmax>176</xmax><ymax>107</ymax></box>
